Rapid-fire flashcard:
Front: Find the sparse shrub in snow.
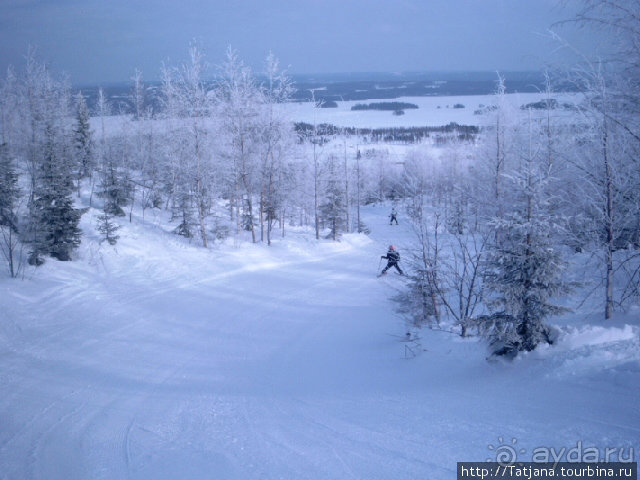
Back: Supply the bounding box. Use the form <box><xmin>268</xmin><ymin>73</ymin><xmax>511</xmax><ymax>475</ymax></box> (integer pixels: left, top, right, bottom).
<box><xmin>396</xmin><ymin>157</ymin><xmax>442</xmax><ymax>327</ymax></box>
<box><xmin>356</xmin><ymin>221</ymin><xmax>371</xmax><ymax>235</ymax></box>
<box><xmin>210</xmin><ymin>216</ymin><xmax>231</xmax><ymax>242</ymax></box>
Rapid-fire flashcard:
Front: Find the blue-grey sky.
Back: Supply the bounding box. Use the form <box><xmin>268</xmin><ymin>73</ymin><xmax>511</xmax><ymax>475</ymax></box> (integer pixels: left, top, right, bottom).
<box><xmin>0</xmin><ymin>0</ymin><xmax>605</xmax><ymax>85</ymax></box>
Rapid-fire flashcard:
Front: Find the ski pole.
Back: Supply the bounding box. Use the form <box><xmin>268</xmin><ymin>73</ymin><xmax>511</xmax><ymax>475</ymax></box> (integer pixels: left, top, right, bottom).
<box><xmin>377</xmin><ymin>257</ymin><xmax>382</xmax><ymax>274</ymax></box>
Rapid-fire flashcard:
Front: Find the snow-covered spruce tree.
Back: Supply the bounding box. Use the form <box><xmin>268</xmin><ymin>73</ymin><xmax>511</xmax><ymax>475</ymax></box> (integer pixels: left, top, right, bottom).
<box><xmin>96</xmin><ymin>208</ymin><xmax>119</xmax><ymax>245</ymax></box>
<box><xmin>72</xmin><ymin>92</ymin><xmax>94</xmax><ymax>195</ymax></box>
<box><xmin>0</xmin><ymin>66</ymin><xmax>24</xmax><ymax>169</ymax></box>
<box><xmin>15</xmin><ymin>50</ymin><xmax>72</xmax><ymax>236</ymax></box>
<box><xmin>171</xmin><ymin>179</ymin><xmax>197</xmax><ymax>239</ymax></box>
<box><xmin>94</xmin><ymin>89</ymin><xmax>131</xmax><ymax>218</ymax></box>
<box><xmin>480</xmin><ymin>115</ymin><xmax>569</xmax><ymax>357</ymax></box>
<box><xmin>95</xmin><ymin>143</ymin><xmax>122</xmax><ymax>245</ymax></box>
<box><xmin>0</xmin><ymin>143</ymin><xmax>19</xmax><ymax>231</ymax></box>
<box><xmin>15</xmin><ymin>53</ymin><xmax>83</xmax><ymax>265</ymax></box>
<box><xmin>29</xmin><ymin>124</ymin><xmax>82</xmax><ymax>264</ymax></box>
<box><xmin>97</xmin><ymin>154</ymin><xmax>130</xmax><ymax>217</ymax></box>
<box><xmin>167</xmin><ymin>144</ymin><xmax>197</xmax><ymax>239</ymax></box>
<box><xmin>0</xmin><ymin>143</ymin><xmax>23</xmax><ymax>277</ymax></box>
<box><xmin>320</xmin><ymin>155</ymin><xmax>346</xmax><ymax>241</ymax></box>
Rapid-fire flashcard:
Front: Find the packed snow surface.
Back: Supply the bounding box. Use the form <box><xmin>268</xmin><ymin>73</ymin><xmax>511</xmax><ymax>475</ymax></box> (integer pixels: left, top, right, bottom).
<box><xmin>0</xmin><ymin>205</ymin><xmax>638</xmax><ymax>479</ymax></box>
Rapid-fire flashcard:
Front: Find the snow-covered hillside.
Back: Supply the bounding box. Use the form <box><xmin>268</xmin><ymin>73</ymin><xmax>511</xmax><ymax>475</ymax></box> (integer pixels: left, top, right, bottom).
<box><xmin>1</xmin><ymin>205</ymin><xmax>638</xmax><ymax>479</ymax></box>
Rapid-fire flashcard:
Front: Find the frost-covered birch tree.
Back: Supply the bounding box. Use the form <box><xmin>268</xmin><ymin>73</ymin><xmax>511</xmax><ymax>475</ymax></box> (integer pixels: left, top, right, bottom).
<box><xmin>258</xmin><ymin>52</ymin><xmax>295</xmax><ymax>245</ymax></box>
<box><xmin>217</xmin><ymin>47</ymin><xmax>262</xmax><ymax>242</ymax></box>
<box><xmin>161</xmin><ymin>44</ymin><xmax>214</xmax><ymax>247</ymax></box>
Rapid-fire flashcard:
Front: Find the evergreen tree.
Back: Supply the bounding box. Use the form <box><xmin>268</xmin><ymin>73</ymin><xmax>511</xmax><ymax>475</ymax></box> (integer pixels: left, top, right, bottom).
<box><xmin>481</xmin><ymin>147</ymin><xmax>569</xmax><ymax>356</ymax></box>
<box><xmin>171</xmin><ymin>177</ymin><xmax>196</xmax><ymax>239</ymax></box>
<box><xmin>0</xmin><ymin>143</ymin><xmax>20</xmax><ymax>232</ymax></box>
<box><xmin>320</xmin><ymin>156</ymin><xmax>346</xmax><ymax>241</ymax></box>
<box><xmin>97</xmin><ymin>156</ymin><xmax>130</xmax><ymax>217</ymax></box>
<box><xmin>96</xmin><ymin>208</ymin><xmax>119</xmax><ymax>245</ymax></box>
<box><xmin>72</xmin><ymin>92</ymin><xmax>94</xmax><ymax>192</ymax></box>
<box><xmin>29</xmin><ymin>125</ymin><xmax>82</xmax><ymax>263</ymax></box>
<box><xmin>0</xmin><ymin>144</ymin><xmax>22</xmax><ymax>277</ymax></box>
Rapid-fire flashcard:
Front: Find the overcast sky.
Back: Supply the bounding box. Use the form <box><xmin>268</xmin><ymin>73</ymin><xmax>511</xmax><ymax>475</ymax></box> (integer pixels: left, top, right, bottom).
<box><xmin>0</xmin><ymin>0</ymin><xmax>606</xmax><ymax>85</ymax></box>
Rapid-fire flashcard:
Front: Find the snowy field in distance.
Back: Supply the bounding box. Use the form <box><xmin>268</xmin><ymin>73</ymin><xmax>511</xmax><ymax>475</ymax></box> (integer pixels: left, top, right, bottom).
<box><xmin>277</xmin><ymin>92</ymin><xmax>581</xmax><ymax>128</ymax></box>
<box><xmin>92</xmin><ymin>92</ymin><xmax>582</xmax><ymax>136</ymax></box>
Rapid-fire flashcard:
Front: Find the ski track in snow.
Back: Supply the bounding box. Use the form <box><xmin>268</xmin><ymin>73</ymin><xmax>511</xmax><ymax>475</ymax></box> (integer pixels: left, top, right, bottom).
<box><xmin>0</xmin><ymin>204</ymin><xmax>639</xmax><ymax>479</ymax></box>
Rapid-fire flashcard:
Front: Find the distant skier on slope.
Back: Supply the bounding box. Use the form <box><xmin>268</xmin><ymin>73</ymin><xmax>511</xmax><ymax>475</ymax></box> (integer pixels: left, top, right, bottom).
<box><xmin>380</xmin><ymin>245</ymin><xmax>403</xmax><ymax>276</ymax></box>
<box><xmin>389</xmin><ymin>208</ymin><xmax>399</xmax><ymax>225</ymax></box>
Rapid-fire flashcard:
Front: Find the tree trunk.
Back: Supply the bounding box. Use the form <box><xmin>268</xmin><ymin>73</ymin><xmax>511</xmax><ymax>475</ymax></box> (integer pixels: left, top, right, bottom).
<box><xmin>603</xmin><ymin>121</ymin><xmax>614</xmax><ymax>319</ymax></box>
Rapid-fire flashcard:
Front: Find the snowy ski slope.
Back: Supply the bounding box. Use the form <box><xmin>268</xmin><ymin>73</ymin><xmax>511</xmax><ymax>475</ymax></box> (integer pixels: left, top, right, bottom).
<box><xmin>0</xmin><ymin>205</ymin><xmax>638</xmax><ymax>479</ymax></box>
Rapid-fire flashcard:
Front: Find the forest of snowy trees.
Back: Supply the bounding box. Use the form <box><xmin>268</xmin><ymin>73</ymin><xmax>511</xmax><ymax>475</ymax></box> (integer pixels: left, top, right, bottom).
<box><xmin>0</xmin><ymin>43</ymin><xmax>419</xmax><ymax>265</ymax></box>
<box><xmin>1</xmin><ymin>1</ymin><xmax>639</xmax><ymax>358</ymax></box>
<box><xmin>393</xmin><ymin>0</ymin><xmax>640</xmax><ymax>356</ymax></box>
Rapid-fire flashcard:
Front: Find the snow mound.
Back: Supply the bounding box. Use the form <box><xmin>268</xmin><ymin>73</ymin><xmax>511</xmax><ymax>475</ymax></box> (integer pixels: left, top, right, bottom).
<box><xmin>536</xmin><ymin>324</ymin><xmax>640</xmax><ymax>379</ymax></box>
<box><xmin>559</xmin><ymin>324</ymin><xmax>637</xmax><ymax>350</ymax></box>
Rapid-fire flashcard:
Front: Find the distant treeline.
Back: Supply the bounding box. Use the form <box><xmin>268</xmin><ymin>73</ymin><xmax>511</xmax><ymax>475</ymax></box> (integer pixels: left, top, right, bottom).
<box><xmin>319</xmin><ymin>100</ymin><xmax>338</xmax><ymax>108</ymax></box>
<box><xmin>351</xmin><ymin>102</ymin><xmax>419</xmax><ymax>111</ymax></box>
<box><xmin>73</xmin><ymin>72</ymin><xmax>579</xmax><ymax>114</ymax></box>
<box><xmin>520</xmin><ymin>98</ymin><xmax>578</xmax><ymax>111</ymax></box>
<box><xmin>294</xmin><ymin>122</ymin><xmax>479</xmax><ymax>144</ymax></box>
